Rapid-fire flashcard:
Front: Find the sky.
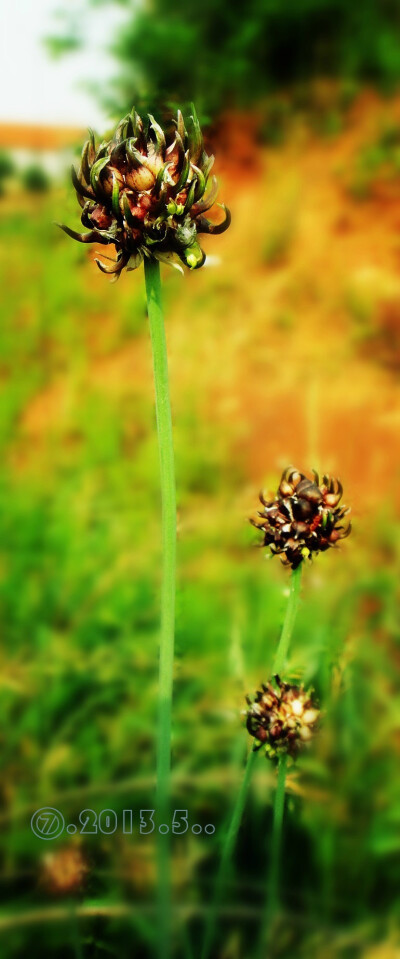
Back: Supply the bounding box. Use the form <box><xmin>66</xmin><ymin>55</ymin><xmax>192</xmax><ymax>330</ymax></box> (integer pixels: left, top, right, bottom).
<box><xmin>0</xmin><ymin>0</ymin><xmax>129</xmax><ymax>128</ymax></box>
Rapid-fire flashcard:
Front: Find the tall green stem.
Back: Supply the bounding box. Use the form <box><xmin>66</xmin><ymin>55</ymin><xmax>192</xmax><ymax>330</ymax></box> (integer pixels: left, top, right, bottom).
<box><xmin>256</xmin><ymin>564</ymin><xmax>303</xmax><ymax>952</ymax></box>
<box><xmin>144</xmin><ymin>256</ymin><xmax>176</xmax><ymax>957</ymax></box>
<box><xmin>269</xmin><ymin>755</ymin><xmax>288</xmax><ymax>910</ymax></box>
<box><xmin>201</xmin><ymin>748</ymin><xmax>257</xmax><ymax>959</ymax></box>
<box><xmin>201</xmin><ymin>565</ymin><xmax>302</xmax><ymax>959</ymax></box>
<box><xmin>257</xmin><ymin>754</ymin><xmax>288</xmax><ymax>956</ymax></box>
<box><xmin>273</xmin><ymin>564</ymin><xmax>302</xmax><ymax>676</ymax></box>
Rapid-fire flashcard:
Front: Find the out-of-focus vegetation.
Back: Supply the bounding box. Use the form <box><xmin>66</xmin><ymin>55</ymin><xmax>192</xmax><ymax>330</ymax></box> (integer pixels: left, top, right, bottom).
<box><xmin>1</xmin><ymin>87</ymin><xmax>400</xmax><ymax>955</ymax></box>
<box><xmin>0</xmin><ymin>157</ymin><xmax>51</xmax><ymax>197</ymax></box>
<box><xmin>112</xmin><ymin>0</ymin><xmax>400</xmax><ymax>116</ymax></box>
<box><xmin>0</xmin><ymin>151</ymin><xmax>15</xmax><ymax>182</ymax></box>
<box><xmin>20</xmin><ymin>164</ymin><xmax>51</xmax><ymax>193</ymax></box>
<box><xmin>0</xmin><ymin>151</ymin><xmax>16</xmax><ymax>196</ymax></box>
<box><xmin>48</xmin><ymin>0</ymin><xmax>400</xmax><ymax>119</ymax></box>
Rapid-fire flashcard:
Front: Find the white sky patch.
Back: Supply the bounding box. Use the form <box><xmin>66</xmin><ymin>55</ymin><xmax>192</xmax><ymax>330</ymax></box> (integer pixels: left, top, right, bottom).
<box><xmin>0</xmin><ymin>0</ymin><xmax>129</xmax><ymax>128</ymax></box>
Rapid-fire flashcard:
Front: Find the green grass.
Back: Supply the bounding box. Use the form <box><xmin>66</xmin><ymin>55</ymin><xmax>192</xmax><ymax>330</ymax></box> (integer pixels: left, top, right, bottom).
<box><xmin>0</xmin><ymin>193</ymin><xmax>400</xmax><ymax>957</ymax></box>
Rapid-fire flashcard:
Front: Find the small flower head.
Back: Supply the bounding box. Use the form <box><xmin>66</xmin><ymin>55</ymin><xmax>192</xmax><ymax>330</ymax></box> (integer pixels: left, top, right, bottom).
<box><xmin>246</xmin><ymin>676</ymin><xmax>320</xmax><ymax>761</ymax></box>
<box><xmin>251</xmin><ymin>467</ymin><xmax>351</xmax><ymax>569</ymax></box>
<box><xmin>58</xmin><ymin>107</ymin><xmax>230</xmax><ymax>277</ymax></box>
<box><xmin>40</xmin><ymin>846</ymin><xmax>88</xmax><ymax>895</ymax></box>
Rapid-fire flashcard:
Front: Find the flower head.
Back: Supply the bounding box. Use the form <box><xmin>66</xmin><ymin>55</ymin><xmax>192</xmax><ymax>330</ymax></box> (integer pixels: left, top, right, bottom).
<box><xmin>58</xmin><ymin>107</ymin><xmax>230</xmax><ymax>277</ymax></box>
<box><xmin>40</xmin><ymin>846</ymin><xmax>88</xmax><ymax>895</ymax></box>
<box><xmin>246</xmin><ymin>676</ymin><xmax>319</xmax><ymax>761</ymax></box>
<box><xmin>251</xmin><ymin>467</ymin><xmax>351</xmax><ymax>569</ymax></box>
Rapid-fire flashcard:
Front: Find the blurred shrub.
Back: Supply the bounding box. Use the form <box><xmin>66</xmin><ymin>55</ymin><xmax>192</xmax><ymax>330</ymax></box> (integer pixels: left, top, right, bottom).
<box><xmin>0</xmin><ymin>150</ymin><xmax>15</xmax><ymax>181</ymax></box>
<box><xmin>0</xmin><ymin>150</ymin><xmax>16</xmax><ymax>196</ymax></box>
<box><xmin>21</xmin><ymin>164</ymin><xmax>51</xmax><ymax>193</ymax></box>
<box><xmin>258</xmin><ymin>97</ymin><xmax>291</xmax><ymax>146</ymax></box>
<box><xmin>103</xmin><ymin>0</ymin><xmax>400</xmax><ymax>119</ymax></box>
<box><xmin>261</xmin><ymin>173</ymin><xmax>299</xmax><ymax>265</ymax></box>
<box><xmin>343</xmin><ymin>123</ymin><xmax>400</xmax><ymax>198</ymax></box>
<box><xmin>345</xmin><ymin>267</ymin><xmax>400</xmax><ymax>369</ymax></box>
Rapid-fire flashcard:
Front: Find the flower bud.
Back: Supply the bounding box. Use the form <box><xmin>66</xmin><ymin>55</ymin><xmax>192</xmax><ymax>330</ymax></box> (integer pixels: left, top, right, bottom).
<box><xmin>246</xmin><ymin>677</ymin><xmax>320</xmax><ymax>761</ymax></box>
<box><xmin>58</xmin><ymin>107</ymin><xmax>230</xmax><ymax>277</ymax></box>
<box><xmin>251</xmin><ymin>467</ymin><xmax>351</xmax><ymax>569</ymax></box>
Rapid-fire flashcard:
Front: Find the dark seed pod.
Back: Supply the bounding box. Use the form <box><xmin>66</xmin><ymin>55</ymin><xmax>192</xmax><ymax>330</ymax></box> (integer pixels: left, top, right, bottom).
<box><xmin>58</xmin><ymin>106</ymin><xmax>230</xmax><ymax>278</ymax></box>
<box><xmin>246</xmin><ymin>677</ymin><xmax>320</xmax><ymax>761</ymax></box>
<box><xmin>251</xmin><ymin>467</ymin><xmax>351</xmax><ymax>569</ymax></box>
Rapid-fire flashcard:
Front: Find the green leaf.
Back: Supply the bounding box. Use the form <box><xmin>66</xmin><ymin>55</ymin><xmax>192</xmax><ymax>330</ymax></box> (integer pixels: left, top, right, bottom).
<box><xmin>111</xmin><ymin>173</ymin><xmax>121</xmax><ymax>220</ymax></box>
<box><xmin>90</xmin><ymin>156</ymin><xmax>110</xmax><ymax>196</ymax></box>
<box><xmin>148</xmin><ymin>114</ymin><xmax>166</xmax><ymax>156</ymax></box>
<box><xmin>71</xmin><ymin>165</ymin><xmax>94</xmax><ymax>200</ymax></box>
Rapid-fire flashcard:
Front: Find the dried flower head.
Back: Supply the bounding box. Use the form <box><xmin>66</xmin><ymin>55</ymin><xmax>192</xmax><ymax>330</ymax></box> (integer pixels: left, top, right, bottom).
<box><xmin>40</xmin><ymin>846</ymin><xmax>88</xmax><ymax>895</ymax></box>
<box><xmin>251</xmin><ymin>467</ymin><xmax>351</xmax><ymax>569</ymax></box>
<box><xmin>58</xmin><ymin>107</ymin><xmax>230</xmax><ymax>277</ymax></box>
<box><xmin>246</xmin><ymin>676</ymin><xmax>319</xmax><ymax>761</ymax></box>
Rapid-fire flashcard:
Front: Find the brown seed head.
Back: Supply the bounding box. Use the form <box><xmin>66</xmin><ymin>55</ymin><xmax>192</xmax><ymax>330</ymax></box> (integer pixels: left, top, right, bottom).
<box><xmin>246</xmin><ymin>676</ymin><xmax>320</xmax><ymax>761</ymax></box>
<box><xmin>58</xmin><ymin>107</ymin><xmax>230</xmax><ymax>277</ymax></box>
<box><xmin>251</xmin><ymin>466</ymin><xmax>351</xmax><ymax>569</ymax></box>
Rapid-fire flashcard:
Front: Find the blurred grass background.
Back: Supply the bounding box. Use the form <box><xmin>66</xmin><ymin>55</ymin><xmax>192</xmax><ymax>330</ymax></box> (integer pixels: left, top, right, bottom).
<box><xmin>1</xmin><ymin>2</ymin><xmax>400</xmax><ymax>957</ymax></box>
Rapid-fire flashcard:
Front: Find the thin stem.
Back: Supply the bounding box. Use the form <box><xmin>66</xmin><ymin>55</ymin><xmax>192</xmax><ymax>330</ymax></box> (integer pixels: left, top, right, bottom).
<box><xmin>267</xmin><ymin>755</ymin><xmax>288</xmax><ymax>916</ymax></box>
<box><xmin>201</xmin><ymin>565</ymin><xmax>303</xmax><ymax>959</ymax></box>
<box><xmin>256</xmin><ymin>565</ymin><xmax>303</xmax><ymax>953</ymax></box>
<box><xmin>69</xmin><ymin>905</ymin><xmax>83</xmax><ymax>959</ymax></box>
<box><xmin>144</xmin><ymin>256</ymin><xmax>176</xmax><ymax>959</ymax></box>
<box><xmin>273</xmin><ymin>564</ymin><xmax>302</xmax><ymax>676</ymax></box>
<box><xmin>256</xmin><ymin>755</ymin><xmax>288</xmax><ymax>957</ymax></box>
<box><xmin>201</xmin><ymin>748</ymin><xmax>257</xmax><ymax>959</ymax></box>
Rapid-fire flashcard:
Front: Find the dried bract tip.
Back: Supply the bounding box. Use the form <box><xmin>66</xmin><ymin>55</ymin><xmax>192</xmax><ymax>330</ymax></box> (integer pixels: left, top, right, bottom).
<box><xmin>246</xmin><ymin>676</ymin><xmax>320</xmax><ymax>761</ymax></box>
<box><xmin>251</xmin><ymin>466</ymin><xmax>351</xmax><ymax>569</ymax></box>
<box><xmin>59</xmin><ymin>107</ymin><xmax>230</xmax><ymax>277</ymax></box>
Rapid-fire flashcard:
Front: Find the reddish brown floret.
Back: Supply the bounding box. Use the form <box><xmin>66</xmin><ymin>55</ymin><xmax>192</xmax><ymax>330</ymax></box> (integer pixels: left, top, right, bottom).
<box><xmin>251</xmin><ymin>467</ymin><xmax>351</xmax><ymax>569</ymax></box>
<box><xmin>58</xmin><ymin>107</ymin><xmax>230</xmax><ymax>277</ymax></box>
<box><xmin>246</xmin><ymin>676</ymin><xmax>320</xmax><ymax>761</ymax></box>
